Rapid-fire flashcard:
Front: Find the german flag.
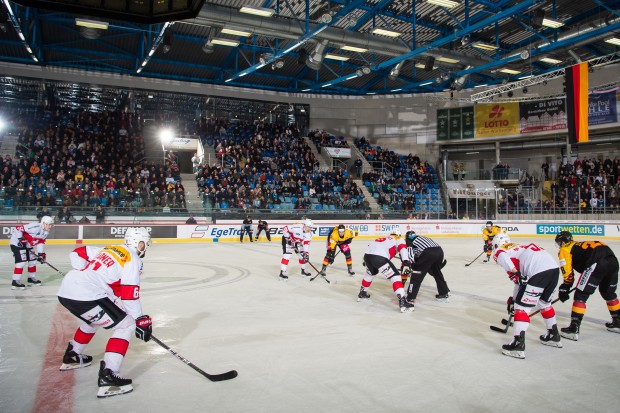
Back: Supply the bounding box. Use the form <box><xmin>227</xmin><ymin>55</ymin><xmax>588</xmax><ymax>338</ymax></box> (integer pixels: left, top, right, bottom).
<box><xmin>565</xmin><ymin>62</ymin><xmax>589</xmax><ymax>143</ymax></box>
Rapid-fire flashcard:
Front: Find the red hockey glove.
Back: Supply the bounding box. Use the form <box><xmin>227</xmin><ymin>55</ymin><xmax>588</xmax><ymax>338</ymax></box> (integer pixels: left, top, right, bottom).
<box><xmin>135</xmin><ymin>315</ymin><xmax>152</xmax><ymax>342</ymax></box>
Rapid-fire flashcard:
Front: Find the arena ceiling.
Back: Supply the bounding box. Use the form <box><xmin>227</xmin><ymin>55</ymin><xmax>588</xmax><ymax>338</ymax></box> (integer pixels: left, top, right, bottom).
<box><xmin>0</xmin><ymin>0</ymin><xmax>619</xmax><ymax>103</ymax></box>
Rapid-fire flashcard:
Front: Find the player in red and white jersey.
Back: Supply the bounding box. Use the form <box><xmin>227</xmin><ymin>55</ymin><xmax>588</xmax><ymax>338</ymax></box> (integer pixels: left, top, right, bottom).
<box><xmin>492</xmin><ymin>233</ymin><xmax>562</xmax><ymax>359</ymax></box>
<box><xmin>279</xmin><ymin>219</ymin><xmax>314</xmax><ymax>280</ymax></box>
<box><xmin>9</xmin><ymin>215</ymin><xmax>54</xmax><ymax>289</ymax></box>
<box><xmin>69</xmin><ymin>245</ymin><xmax>102</xmax><ymax>270</ymax></box>
<box><xmin>57</xmin><ymin>228</ymin><xmax>153</xmax><ymax>398</ymax></box>
<box><xmin>359</xmin><ymin>228</ymin><xmax>414</xmax><ymax>313</ymax></box>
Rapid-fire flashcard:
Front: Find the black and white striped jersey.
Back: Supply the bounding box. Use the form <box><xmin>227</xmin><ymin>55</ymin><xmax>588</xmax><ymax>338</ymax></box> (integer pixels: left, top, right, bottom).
<box><xmin>407</xmin><ymin>236</ymin><xmax>440</xmax><ymax>259</ymax></box>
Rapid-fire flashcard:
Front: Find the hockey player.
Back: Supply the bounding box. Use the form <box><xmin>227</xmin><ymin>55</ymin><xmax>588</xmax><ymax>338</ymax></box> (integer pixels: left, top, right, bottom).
<box><xmin>9</xmin><ymin>215</ymin><xmax>54</xmax><ymax>289</ymax></box>
<box><xmin>279</xmin><ymin>219</ymin><xmax>314</xmax><ymax>280</ymax></box>
<box><xmin>555</xmin><ymin>231</ymin><xmax>620</xmax><ymax>340</ymax></box>
<box><xmin>359</xmin><ymin>228</ymin><xmax>414</xmax><ymax>313</ymax></box>
<box><xmin>57</xmin><ymin>227</ymin><xmax>153</xmax><ymax>398</ymax></box>
<box><xmin>492</xmin><ymin>233</ymin><xmax>562</xmax><ymax>359</ymax></box>
<box><xmin>403</xmin><ymin>230</ymin><xmax>450</xmax><ymax>303</ymax></box>
<box><xmin>240</xmin><ymin>215</ymin><xmax>253</xmax><ymax>242</ymax></box>
<box><xmin>255</xmin><ymin>219</ymin><xmax>271</xmax><ymax>241</ymax></box>
<box><xmin>319</xmin><ymin>224</ymin><xmax>357</xmax><ymax>277</ymax></box>
<box><xmin>482</xmin><ymin>221</ymin><xmax>502</xmax><ymax>263</ymax></box>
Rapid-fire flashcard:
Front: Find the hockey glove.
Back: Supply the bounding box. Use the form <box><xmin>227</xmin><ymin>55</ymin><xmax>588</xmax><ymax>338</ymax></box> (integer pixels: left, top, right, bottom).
<box><xmin>402</xmin><ymin>260</ymin><xmax>412</xmax><ymax>269</ymax></box>
<box><xmin>558</xmin><ymin>283</ymin><xmax>573</xmax><ymax>302</ymax></box>
<box><xmin>36</xmin><ymin>252</ymin><xmax>47</xmax><ymax>264</ymax></box>
<box><xmin>326</xmin><ymin>249</ymin><xmax>335</xmax><ymax>264</ymax></box>
<box><xmin>506</xmin><ymin>296</ymin><xmax>515</xmax><ymax>315</ymax></box>
<box><xmin>302</xmin><ymin>251</ymin><xmax>310</xmax><ymax>263</ymax></box>
<box><xmin>135</xmin><ymin>315</ymin><xmax>152</xmax><ymax>342</ymax></box>
<box><xmin>508</xmin><ymin>270</ymin><xmax>526</xmax><ymax>285</ymax></box>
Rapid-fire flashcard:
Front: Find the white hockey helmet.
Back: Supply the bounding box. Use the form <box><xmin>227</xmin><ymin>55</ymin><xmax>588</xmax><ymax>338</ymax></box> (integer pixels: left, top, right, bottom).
<box><xmin>40</xmin><ymin>215</ymin><xmax>54</xmax><ymax>229</ymax></box>
<box><xmin>124</xmin><ymin>227</ymin><xmax>151</xmax><ymax>258</ymax></box>
<box><xmin>390</xmin><ymin>227</ymin><xmax>401</xmax><ymax>237</ymax></box>
<box><xmin>303</xmin><ymin>218</ymin><xmax>314</xmax><ymax>229</ymax></box>
<box><xmin>492</xmin><ymin>232</ymin><xmax>511</xmax><ymax>252</ymax></box>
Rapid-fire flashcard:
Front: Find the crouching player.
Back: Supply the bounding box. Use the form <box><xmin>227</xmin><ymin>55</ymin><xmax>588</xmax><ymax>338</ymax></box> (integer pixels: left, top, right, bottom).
<box><xmin>57</xmin><ymin>228</ymin><xmax>153</xmax><ymax>398</ymax></box>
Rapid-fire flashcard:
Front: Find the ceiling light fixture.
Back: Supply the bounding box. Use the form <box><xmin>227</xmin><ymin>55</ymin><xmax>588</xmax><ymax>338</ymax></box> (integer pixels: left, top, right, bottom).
<box><xmin>342</xmin><ymin>45</ymin><xmax>368</xmax><ymax>53</ymax></box>
<box><xmin>388</xmin><ymin>61</ymin><xmax>404</xmax><ymax>81</ymax></box>
<box><xmin>415</xmin><ymin>63</ymin><xmax>437</xmax><ymax>70</ymax></box>
<box><xmin>471</xmin><ymin>41</ymin><xmax>498</xmax><ymax>51</ymax></box>
<box><xmin>426</xmin><ymin>0</ymin><xmax>459</xmax><ymax>8</ymax></box>
<box><xmin>604</xmin><ymin>37</ymin><xmax>620</xmax><ymax>46</ymax></box>
<box><xmin>221</xmin><ymin>27</ymin><xmax>252</xmax><ymax>37</ymax></box>
<box><xmin>325</xmin><ymin>54</ymin><xmax>350</xmax><ymax>61</ymax></box>
<box><xmin>499</xmin><ymin>68</ymin><xmax>520</xmax><ymax>75</ymax></box>
<box><xmin>420</xmin><ymin>81</ymin><xmax>433</xmax><ymax>86</ymax></box>
<box><xmin>542</xmin><ymin>18</ymin><xmax>564</xmax><ymax>28</ymax></box>
<box><xmin>239</xmin><ymin>6</ymin><xmax>275</xmax><ymax>17</ymax></box>
<box><xmin>75</xmin><ymin>18</ymin><xmax>109</xmax><ymax>30</ymax></box>
<box><xmin>540</xmin><ymin>57</ymin><xmax>562</xmax><ymax>64</ymax></box>
<box><xmin>436</xmin><ymin>56</ymin><xmax>460</xmax><ymax>64</ymax></box>
<box><xmin>211</xmin><ymin>38</ymin><xmax>240</xmax><ymax>47</ymax></box>
<box><xmin>371</xmin><ymin>27</ymin><xmax>401</xmax><ymax>37</ymax></box>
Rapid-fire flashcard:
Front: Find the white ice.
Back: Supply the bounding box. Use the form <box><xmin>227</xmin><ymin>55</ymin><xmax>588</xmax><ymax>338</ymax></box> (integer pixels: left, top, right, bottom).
<box><xmin>1</xmin><ymin>237</ymin><xmax>619</xmax><ymax>413</ymax></box>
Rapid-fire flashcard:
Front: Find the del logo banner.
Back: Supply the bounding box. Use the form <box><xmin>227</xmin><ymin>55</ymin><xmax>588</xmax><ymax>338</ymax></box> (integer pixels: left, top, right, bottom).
<box><xmin>475</xmin><ymin>102</ymin><xmax>519</xmax><ymax>137</ymax></box>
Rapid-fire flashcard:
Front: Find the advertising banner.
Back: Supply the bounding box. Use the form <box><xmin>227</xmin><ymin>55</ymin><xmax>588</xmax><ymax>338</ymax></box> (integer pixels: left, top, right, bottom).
<box><xmin>475</xmin><ymin>102</ymin><xmax>519</xmax><ymax>137</ymax></box>
<box><xmin>82</xmin><ymin>225</ymin><xmax>177</xmax><ymax>239</ymax></box>
<box><xmin>437</xmin><ymin>109</ymin><xmax>449</xmax><ymax>141</ymax></box>
<box><xmin>1</xmin><ymin>224</ymin><xmax>79</xmax><ymax>240</ymax></box>
<box><xmin>449</xmin><ymin>108</ymin><xmax>462</xmax><ymax>140</ymax></box>
<box><xmin>461</xmin><ymin>106</ymin><xmax>475</xmax><ymax>139</ymax></box>
<box><xmin>588</xmin><ymin>90</ymin><xmax>618</xmax><ymax>125</ymax></box>
<box><xmin>323</xmin><ymin>147</ymin><xmax>352</xmax><ymax>158</ymax></box>
<box><xmin>519</xmin><ymin>99</ymin><xmax>567</xmax><ymax>133</ymax></box>
<box><xmin>445</xmin><ymin>182</ymin><xmax>496</xmax><ymax>199</ymax></box>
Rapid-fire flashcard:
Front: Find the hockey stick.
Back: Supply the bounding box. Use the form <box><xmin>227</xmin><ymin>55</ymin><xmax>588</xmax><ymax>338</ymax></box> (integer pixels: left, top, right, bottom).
<box><xmin>44</xmin><ymin>261</ymin><xmax>66</xmax><ymax>277</ymax></box>
<box><xmin>151</xmin><ymin>335</ymin><xmax>238</xmax><ymax>382</ymax></box>
<box><xmin>499</xmin><ymin>287</ymin><xmax>577</xmax><ymax>326</ymax></box>
<box><xmin>491</xmin><ymin>287</ymin><xmax>577</xmax><ymax>333</ymax></box>
<box><xmin>465</xmin><ymin>251</ymin><xmax>485</xmax><ymax>267</ymax></box>
<box><xmin>310</xmin><ymin>250</ymin><xmax>341</xmax><ymax>282</ymax></box>
<box><xmin>490</xmin><ymin>313</ymin><xmax>513</xmax><ymax>333</ymax></box>
<box><xmin>307</xmin><ymin>260</ymin><xmax>331</xmax><ymax>284</ymax></box>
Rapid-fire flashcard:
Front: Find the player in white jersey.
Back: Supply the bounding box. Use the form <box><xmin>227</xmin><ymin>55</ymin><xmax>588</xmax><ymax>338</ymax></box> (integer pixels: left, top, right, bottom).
<box><xmin>57</xmin><ymin>228</ymin><xmax>153</xmax><ymax>398</ymax></box>
<box><xmin>492</xmin><ymin>233</ymin><xmax>562</xmax><ymax>359</ymax></box>
<box><xmin>69</xmin><ymin>245</ymin><xmax>102</xmax><ymax>270</ymax></box>
<box><xmin>9</xmin><ymin>216</ymin><xmax>54</xmax><ymax>289</ymax></box>
<box><xmin>279</xmin><ymin>219</ymin><xmax>314</xmax><ymax>280</ymax></box>
<box><xmin>359</xmin><ymin>228</ymin><xmax>414</xmax><ymax>313</ymax></box>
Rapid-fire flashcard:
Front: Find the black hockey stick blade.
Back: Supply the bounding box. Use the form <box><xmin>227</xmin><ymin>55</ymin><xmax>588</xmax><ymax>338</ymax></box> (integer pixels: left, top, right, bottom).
<box><xmin>465</xmin><ymin>251</ymin><xmax>485</xmax><ymax>267</ymax></box>
<box><xmin>308</xmin><ymin>261</ymin><xmax>331</xmax><ymax>284</ymax></box>
<box><xmin>490</xmin><ymin>314</ymin><xmax>513</xmax><ymax>333</ymax></box>
<box><xmin>501</xmin><ymin>319</ymin><xmax>514</xmax><ymax>326</ymax></box>
<box><xmin>151</xmin><ymin>335</ymin><xmax>238</xmax><ymax>382</ymax></box>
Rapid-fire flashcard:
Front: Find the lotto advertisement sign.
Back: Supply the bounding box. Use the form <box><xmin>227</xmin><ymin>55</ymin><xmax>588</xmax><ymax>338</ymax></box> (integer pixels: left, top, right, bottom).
<box><xmin>474</xmin><ymin>102</ymin><xmax>519</xmax><ymax>138</ymax></box>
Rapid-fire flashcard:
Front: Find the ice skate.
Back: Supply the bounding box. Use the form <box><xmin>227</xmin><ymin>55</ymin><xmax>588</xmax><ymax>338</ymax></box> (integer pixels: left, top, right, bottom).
<box><xmin>435</xmin><ymin>292</ymin><xmax>451</xmax><ymax>303</ymax></box>
<box><xmin>405</xmin><ymin>294</ymin><xmax>416</xmax><ymax>304</ymax></box>
<box><xmin>539</xmin><ymin>325</ymin><xmax>563</xmax><ymax>348</ymax></box>
<box><xmin>279</xmin><ymin>271</ymin><xmax>288</xmax><ymax>281</ymax></box>
<box><xmin>11</xmin><ymin>280</ymin><xmax>26</xmax><ymax>290</ymax></box>
<box><xmin>319</xmin><ymin>265</ymin><xmax>327</xmax><ymax>276</ymax></box>
<box><xmin>502</xmin><ymin>331</ymin><xmax>525</xmax><ymax>359</ymax></box>
<box><xmin>27</xmin><ymin>277</ymin><xmax>42</xmax><ymax>286</ymax></box>
<box><xmin>398</xmin><ymin>295</ymin><xmax>415</xmax><ymax>313</ymax></box>
<box><xmin>357</xmin><ymin>287</ymin><xmax>370</xmax><ymax>302</ymax></box>
<box><xmin>60</xmin><ymin>342</ymin><xmax>93</xmax><ymax>370</ymax></box>
<box><xmin>301</xmin><ymin>269</ymin><xmax>312</xmax><ymax>277</ymax></box>
<box><xmin>347</xmin><ymin>265</ymin><xmax>355</xmax><ymax>276</ymax></box>
<box><xmin>97</xmin><ymin>361</ymin><xmax>133</xmax><ymax>398</ymax></box>
<box><xmin>560</xmin><ymin>320</ymin><xmax>580</xmax><ymax>341</ymax></box>
<box><xmin>605</xmin><ymin>317</ymin><xmax>620</xmax><ymax>334</ymax></box>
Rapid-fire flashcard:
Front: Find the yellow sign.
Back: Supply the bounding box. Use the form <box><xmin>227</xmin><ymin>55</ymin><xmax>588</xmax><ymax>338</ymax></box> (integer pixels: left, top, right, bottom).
<box><xmin>475</xmin><ymin>102</ymin><xmax>519</xmax><ymax>137</ymax></box>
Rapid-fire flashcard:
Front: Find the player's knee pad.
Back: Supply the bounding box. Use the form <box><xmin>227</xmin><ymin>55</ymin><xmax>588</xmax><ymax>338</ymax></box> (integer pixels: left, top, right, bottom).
<box><xmin>14</xmin><ymin>261</ymin><xmax>26</xmax><ymax>269</ymax></box>
<box><xmin>537</xmin><ymin>299</ymin><xmax>552</xmax><ymax>310</ymax></box>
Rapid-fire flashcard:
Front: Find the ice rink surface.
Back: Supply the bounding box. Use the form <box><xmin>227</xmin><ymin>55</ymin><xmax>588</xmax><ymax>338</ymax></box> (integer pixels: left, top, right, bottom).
<box><xmin>1</xmin><ymin>236</ymin><xmax>619</xmax><ymax>413</ymax></box>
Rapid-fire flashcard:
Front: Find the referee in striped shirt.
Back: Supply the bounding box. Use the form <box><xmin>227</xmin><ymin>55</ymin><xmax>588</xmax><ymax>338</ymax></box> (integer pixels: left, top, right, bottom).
<box><xmin>404</xmin><ymin>230</ymin><xmax>450</xmax><ymax>303</ymax></box>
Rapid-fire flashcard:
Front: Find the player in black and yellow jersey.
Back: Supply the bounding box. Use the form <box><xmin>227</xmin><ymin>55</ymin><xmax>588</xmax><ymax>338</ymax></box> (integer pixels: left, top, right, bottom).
<box><xmin>482</xmin><ymin>221</ymin><xmax>503</xmax><ymax>263</ymax></box>
<box><xmin>555</xmin><ymin>231</ymin><xmax>620</xmax><ymax>341</ymax></box>
<box><xmin>319</xmin><ymin>225</ymin><xmax>357</xmax><ymax>277</ymax></box>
